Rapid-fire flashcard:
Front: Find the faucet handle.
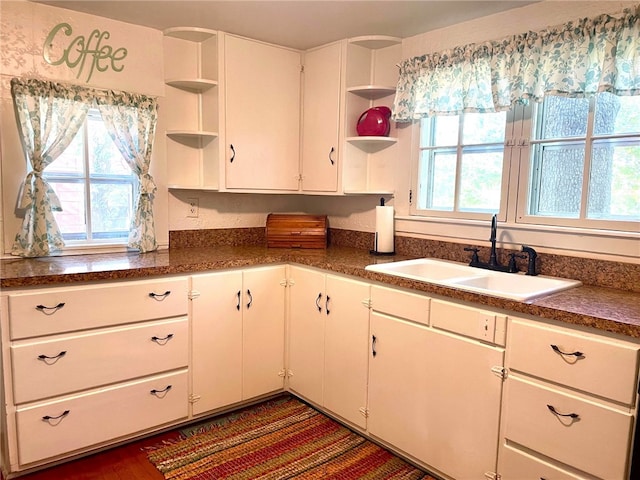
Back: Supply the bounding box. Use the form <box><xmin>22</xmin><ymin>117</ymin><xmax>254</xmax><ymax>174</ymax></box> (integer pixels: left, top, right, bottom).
<box><xmin>508</xmin><ymin>253</ymin><xmax>526</xmax><ymax>273</ymax></box>
<box><xmin>464</xmin><ymin>247</ymin><xmax>480</xmax><ymax>266</ymax></box>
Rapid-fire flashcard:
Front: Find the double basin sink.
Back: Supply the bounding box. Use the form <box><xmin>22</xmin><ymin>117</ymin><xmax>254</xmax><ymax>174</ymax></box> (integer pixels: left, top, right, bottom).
<box><xmin>365</xmin><ymin>258</ymin><xmax>581</xmax><ymax>303</ymax></box>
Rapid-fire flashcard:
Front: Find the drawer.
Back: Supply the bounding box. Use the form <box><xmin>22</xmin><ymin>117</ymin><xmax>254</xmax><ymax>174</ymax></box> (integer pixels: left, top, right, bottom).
<box><xmin>370</xmin><ymin>285</ymin><xmax>430</xmax><ymax>326</ymax></box>
<box><xmin>15</xmin><ymin>370</ymin><xmax>188</xmax><ymax>466</ymax></box>
<box><xmin>8</xmin><ymin>277</ymin><xmax>188</xmax><ymax>340</ymax></box>
<box><xmin>504</xmin><ymin>376</ymin><xmax>633</xmax><ymax>480</ymax></box>
<box><xmin>509</xmin><ymin>318</ymin><xmax>640</xmax><ymax>404</ymax></box>
<box><xmin>499</xmin><ymin>443</ymin><xmax>589</xmax><ymax>479</ymax></box>
<box><xmin>11</xmin><ymin>317</ymin><xmax>188</xmax><ymax>404</ymax></box>
<box><xmin>430</xmin><ymin>299</ymin><xmax>507</xmax><ymax>346</ymax></box>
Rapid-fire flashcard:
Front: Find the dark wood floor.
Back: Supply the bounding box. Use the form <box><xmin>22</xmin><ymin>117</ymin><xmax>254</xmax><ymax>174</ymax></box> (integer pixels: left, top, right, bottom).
<box><xmin>7</xmin><ymin>430</ymin><xmax>178</xmax><ymax>480</ymax></box>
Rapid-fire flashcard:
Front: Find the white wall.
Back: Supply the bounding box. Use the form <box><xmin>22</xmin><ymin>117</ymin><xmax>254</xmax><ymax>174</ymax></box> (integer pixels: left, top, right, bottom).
<box><xmin>0</xmin><ymin>0</ymin><xmax>166</xmax><ymax>254</ymax></box>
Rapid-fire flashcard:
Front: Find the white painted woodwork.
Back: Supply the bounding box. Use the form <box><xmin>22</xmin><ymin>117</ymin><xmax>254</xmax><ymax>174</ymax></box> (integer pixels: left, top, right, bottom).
<box><xmin>504</xmin><ymin>375</ymin><xmax>634</xmax><ymax>480</ymax></box>
<box><xmin>431</xmin><ymin>298</ymin><xmax>508</xmax><ymax>346</ymax></box>
<box><xmin>499</xmin><ymin>443</ymin><xmax>590</xmax><ymax>480</ymax></box>
<box><xmin>508</xmin><ymin>318</ymin><xmax>640</xmax><ymax>405</ymax></box>
<box><xmin>190</xmin><ymin>271</ymin><xmax>243</xmax><ymax>415</ymax></box>
<box><xmin>15</xmin><ymin>370</ymin><xmax>188</xmax><ymax>465</ymax></box>
<box><xmin>8</xmin><ymin>278</ymin><xmax>188</xmax><ymax>340</ymax></box>
<box><xmin>288</xmin><ymin>266</ymin><xmax>326</xmax><ymax>405</ymax></box>
<box><xmin>11</xmin><ymin>317</ymin><xmax>188</xmax><ymax>404</ymax></box>
<box><xmin>301</xmin><ymin>41</ymin><xmax>342</xmax><ymax>192</ymax></box>
<box><xmin>368</xmin><ymin>312</ymin><xmax>430</xmax><ymax>461</ymax></box>
<box><xmin>323</xmin><ymin>274</ymin><xmax>370</xmax><ymax>429</ymax></box>
<box><xmin>242</xmin><ymin>266</ymin><xmax>286</xmax><ymax>399</ymax></box>
<box><xmin>224</xmin><ymin>35</ymin><xmax>301</xmax><ymax>191</ymax></box>
<box><xmin>421</xmin><ymin>328</ymin><xmax>505</xmax><ymax>479</ymax></box>
<box><xmin>370</xmin><ymin>284</ymin><xmax>430</xmax><ymax>326</ymax></box>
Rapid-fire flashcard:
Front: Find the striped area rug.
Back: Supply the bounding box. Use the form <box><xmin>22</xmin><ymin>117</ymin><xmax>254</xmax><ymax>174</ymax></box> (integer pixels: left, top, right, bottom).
<box><xmin>147</xmin><ymin>395</ymin><xmax>433</xmax><ymax>479</ymax></box>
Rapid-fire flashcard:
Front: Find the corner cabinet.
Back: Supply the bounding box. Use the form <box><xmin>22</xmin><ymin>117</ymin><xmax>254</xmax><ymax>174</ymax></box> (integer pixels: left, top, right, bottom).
<box><xmin>223</xmin><ymin>34</ymin><xmax>301</xmax><ymax>191</ymax></box>
<box><xmin>342</xmin><ymin>36</ymin><xmax>401</xmax><ymax>195</ymax></box>
<box><xmin>163</xmin><ymin>27</ymin><xmax>221</xmax><ymax>190</ymax></box>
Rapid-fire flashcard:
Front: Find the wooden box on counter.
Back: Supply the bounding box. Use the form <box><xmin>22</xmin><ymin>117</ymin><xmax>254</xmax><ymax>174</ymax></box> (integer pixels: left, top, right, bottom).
<box><xmin>266</xmin><ymin>214</ymin><xmax>328</xmax><ymax>249</ymax></box>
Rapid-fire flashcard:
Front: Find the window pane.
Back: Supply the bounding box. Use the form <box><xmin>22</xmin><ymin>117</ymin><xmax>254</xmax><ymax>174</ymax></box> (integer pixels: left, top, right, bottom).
<box><xmin>530</xmin><ymin>144</ymin><xmax>585</xmax><ymax>218</ymax></box>
<box><xmin>421</xmin><ymin>116</ymin><xmax>459</xmax><ymax>147</ymax></box>
<box><xmin>48</xmin><ymin>182</ymin><xmax>87</xmax><ymax>240</ymax></box>
<box><xmin>594</xmin><ymin>93</ymin><xmax>640</xmax><ymax>136</ymax></box>
<box><xmin>419</xmin><ymin>150</ymin><xmax>456</xmax><ymax>210</ymax></box>
<box><xmin>459</xmin><ymin>149</ymin><xmax>502</xmax><ymax>212</ymax></box>
<box><xmin>91</xmin><ymin>183</ymin><xmax>133</xmax><ymax>238</ymax></box>
<box><xmin>588</xmin><ymin>141</ymin><xmax>640</xmax><ymax>220</ymax></box>
<box><xmin>539</xmin><ymin>96</ymin><xmax>589</xmax><ymax>139</ymax></box>
<box><xmin>46</xmin><ymin>128</ymin><xmax>84</xmax><ymax>175</ymax></box>
<box><xmin>463</xmin><ymin>111</ymin><xmax>507</xmax><ymax>144</ymax></box>
<box><xmin>87</xmin><ymin>116</ymin><xmax>131</xmax><ymax>176</ymax></box>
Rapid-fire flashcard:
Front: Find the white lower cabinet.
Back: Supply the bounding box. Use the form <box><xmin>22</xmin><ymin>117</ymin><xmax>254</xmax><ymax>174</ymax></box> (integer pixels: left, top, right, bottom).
<box><xmin>288</xmin><ymin>266</ymin><xmax>370</xmax><ymax>428</ymax></box>
<box><xmin>499</xmin><ymin>316</ymin><xmax>640</xmax><ymax>480</ymax></box>
<box><xmin>190</xmin><ymin>265</ymin><xmax>286</xmax><ymax>416</ymax></box>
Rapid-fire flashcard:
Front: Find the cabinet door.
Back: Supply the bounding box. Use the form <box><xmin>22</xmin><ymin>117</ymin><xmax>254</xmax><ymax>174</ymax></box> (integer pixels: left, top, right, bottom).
<box><xmin>301</xmin><ymin>42</ymin><xmax>342</xmax><ymax>192</ymax></box>
<box><xmin>191</xmin><ymin>271</ymin><xmax>243</xmax><ymax>415</ymax></box>
<box><xmin>422</xmin><ymin>328</ymin><xmax>504</xmax><ymax>480</ymax></box>
<box><xmin>242</xmin><ymin>266</ymin><xmax>286</xmax><ymax>399</ymax></box>
<box><xmin>323</xmin><ymin>275</ymin><xmax>369</xmax><ymax>428</ymax></box>
<box><xmin>368</xmin><ymin>312</ymin><xmax>430</xmax><ymax>461</ymax></box>
<box><xmin>288</xmin><ymin>266</ymin><xmax>326</xmax><ymax>405</ymax></box>
<box><xmin>224</xmin><ymin>35</ymin><xmax>300</xmax><ymax>190</ymax></box>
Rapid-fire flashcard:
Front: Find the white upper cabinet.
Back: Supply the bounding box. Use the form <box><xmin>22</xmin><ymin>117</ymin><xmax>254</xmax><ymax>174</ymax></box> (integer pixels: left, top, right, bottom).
<box><xmin>163</xmin><ymin>27</ymin><xmax>220</xmax><ymax>190</ymax></box>
<box><xmin>301</xmin><ymin>41</ymin><xmax>343</xmax><ymax>193</ymax></box>
<box><xmin>223</xmin><ymin>34</ymin><xmax>301</xmax><ymax>191</ymax></box>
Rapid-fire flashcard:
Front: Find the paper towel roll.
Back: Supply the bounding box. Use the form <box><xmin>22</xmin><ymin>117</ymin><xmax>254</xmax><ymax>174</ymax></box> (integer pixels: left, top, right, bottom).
<box><xmin>375</xmin><ymin>205</ymin><xmax>394</xmax><ymax>253</ymax></box>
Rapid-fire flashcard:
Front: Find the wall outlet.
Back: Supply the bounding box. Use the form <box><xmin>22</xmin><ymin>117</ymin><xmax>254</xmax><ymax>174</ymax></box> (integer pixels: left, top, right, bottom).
<box><xmin>186</xmin><ymin>197</ymin><xmax>199</xmax><ymax>218</ymax></box>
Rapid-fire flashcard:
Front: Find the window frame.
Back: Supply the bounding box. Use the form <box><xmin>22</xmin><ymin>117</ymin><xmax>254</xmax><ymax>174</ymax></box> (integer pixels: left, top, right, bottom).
<box><xmin>43</xmin><ymin>109</ymin><xmax>137</xmax><ymax>246</ymax></box>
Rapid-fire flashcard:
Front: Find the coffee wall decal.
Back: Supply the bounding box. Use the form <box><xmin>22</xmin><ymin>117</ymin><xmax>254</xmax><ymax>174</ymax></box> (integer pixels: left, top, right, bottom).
<box><xmin>43</xmin><ymin>23</ymin><xmax>128</xmax><ymax>82</ymax></box>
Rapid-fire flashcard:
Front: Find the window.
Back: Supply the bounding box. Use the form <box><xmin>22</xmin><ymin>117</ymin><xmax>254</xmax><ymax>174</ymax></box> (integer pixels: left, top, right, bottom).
<box><xmin>523</xmin><ymin>93</ymin><xmax>640</xmax><ymax>230</ymax></box>
<box><xmin>414</xmin><ymin>93</ymin><xmax>640</xmax><ymax>234</ymax></box>
<box><xmin>416</xmin><ymin>111</ymin><xmax>508</xmax><ymax>219</ymax></box>
<box><xmin>43</xmin><ymin>110</ymin><xmax>136</xmax><ymax>243</ymax></box>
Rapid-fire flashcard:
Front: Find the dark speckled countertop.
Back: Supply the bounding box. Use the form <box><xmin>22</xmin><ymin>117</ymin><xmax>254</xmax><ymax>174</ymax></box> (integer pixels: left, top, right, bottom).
<box><xmin>2</xmin><ymin>246</ymin><xmax>639</xmax><ymax>340</ymax></box>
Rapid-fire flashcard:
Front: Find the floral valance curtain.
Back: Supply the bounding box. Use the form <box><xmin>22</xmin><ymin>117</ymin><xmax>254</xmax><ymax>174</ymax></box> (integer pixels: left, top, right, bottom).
<box><xmin>393</xmin><ymin>7</ymin><xmax>640</xmax><ymax>120</ymax></box>
<box><xmin>10</xmin><ymin>77</ymin><xmax>159</xmax><ymax>257</ymax></box>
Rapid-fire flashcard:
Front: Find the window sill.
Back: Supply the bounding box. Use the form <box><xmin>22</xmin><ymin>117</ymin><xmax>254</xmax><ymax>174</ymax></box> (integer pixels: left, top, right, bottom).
<box><xmin>395</xmin><ymin>215</ymin><xmax>640</xmax><ymax>263</ymax></box>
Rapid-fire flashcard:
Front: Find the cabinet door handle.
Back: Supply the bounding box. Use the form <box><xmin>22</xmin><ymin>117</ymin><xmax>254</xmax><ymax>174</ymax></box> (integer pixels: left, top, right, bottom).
<box><xmin>230</xmin><ymin>144</ymin><xmax>236</xmax><ymax>163</ymax></box>
<box><xmin>37</xmin><ymin>351</ymin><xmax>67</xmax><ymax>363</ymax></box>
<box><xmin>35</xmin><ymin>302</ymin><xmax>65</xmax><ymax>315</ymax></box>
<box><xmin>315</xmin><ymin>293</ymin><xmax>323</xmax><ymax>312</ymax></box>
<box><xmin>550</xmin><ymin>344</ymin><xmax>584</xmax><ymax>358</ymax></box>
<box><xmin>237</xmin><ymin>290</ymin><xmax>241</xmax><ymax>311</ymax></box>
<box><xmin>372</xmin><ymin>335</ymin><xmax>377</xmax><ymax>357</ymax></box>
<box><xmin>246</xmin><ymin>289</ymin><xmax>253</xmax><ymax>309</ymax></box>
<box><xmin>151</xmin><ymin>334</ymin><xmax>174</xmax><ymax>345</ymax></box>
<box><xmin>149</xmin><ymin>291</ymin><xmax>171</xmax><ymax>301</ymax></box>
<box><xmin>150</xmin><ymin>385</ymin><xmax>172</xmax><ymax>397</ymax></box>
<box><xmin>547</xmin><ymin>404</ymin><xmax>579</xmax><ymax>420</ymax></box>
<box><xmin>325</xmin><ymin>295</ymin><xmax>330</xmax><ymax>315</ymax></box>
<box><xmin>329</xmin><ymin>147</ymin><xmax>335</xmax><ymax>165</ymax></box>
<box><xmin>42</xmin><ymin>410</ymin><xmax>70</xmax><ymax>424</ymax></box>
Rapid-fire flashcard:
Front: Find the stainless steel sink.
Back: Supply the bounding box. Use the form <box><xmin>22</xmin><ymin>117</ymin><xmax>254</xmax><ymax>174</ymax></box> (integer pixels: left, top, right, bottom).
<box><xmin>365</xmin><ymin>258</ymin><xmax>581</xmax><ymax>302</ymax></box>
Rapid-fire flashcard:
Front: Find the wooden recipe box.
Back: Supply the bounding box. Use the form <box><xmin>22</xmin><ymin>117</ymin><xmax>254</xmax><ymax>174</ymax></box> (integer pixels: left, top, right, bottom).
<box><xmin>266</xmin><ymin>214</ymin><xmax>328</xmax><ymax>249</ymax></box>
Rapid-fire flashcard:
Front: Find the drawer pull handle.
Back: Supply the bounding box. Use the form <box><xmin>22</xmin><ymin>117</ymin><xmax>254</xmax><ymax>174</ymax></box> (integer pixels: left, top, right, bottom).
<box><xmin>149</xmin><ymin>291</ymin><xmax>171</xmax><ymax>301</ymax></box>
<box><xmin>550</xmin><ymin>344</ymin><xmax>584</xmax><ymax>358</ymax></box>
<box><xmin>372</xmin><ymin>335</ymin><xmax>377</xmax><ymax>357</ymax></box>
<box><xmin>35</xmin><ymin>302</ymin><xmax>65</xmax><ymax>314</ymax></box>
<box><xmin>325</xmin><ymin>295</ymin><xmax>331</xmax><ymax>315</ymax></box>
<box><xmin>42</xmin><ymin>410</ymin><xmax>70</xmax><ymax>424</ymax></box>
<box><xmin>329</xmin><ymin>146</ymin><xmax>335</xmax><ymax>165</ymax></box>
<box><xmin>237</xmin><ymin>290</ymin><xmax>241</xmax><ymax>311</ymax></box>
<box><xmin>246</xmin><ymin>289</ymin><xmax>253</xmax><ymax>309</ymax></box>
<box><xmin>315</xmin><ymin>293</ymin><xmax>323</xmax><ymax>312</ymax></box>
<box><xmin>37</xmin><ymin>351</ymin><xmax>67</xmax><ymax>364</ymax></box>
<box><xmin>547</xmin><ymin>404</ymin><xmax>579</xmax><ymax>420</ymax></box>
<box><xmin>151</xmin><ymin>334</ymin><xmax>174</xmax><ymax>345</ymax></box>
<box><xmin>150</xmin><ymin>385</ymin><xmax>172</xmax><ymax>397</ymax></box>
